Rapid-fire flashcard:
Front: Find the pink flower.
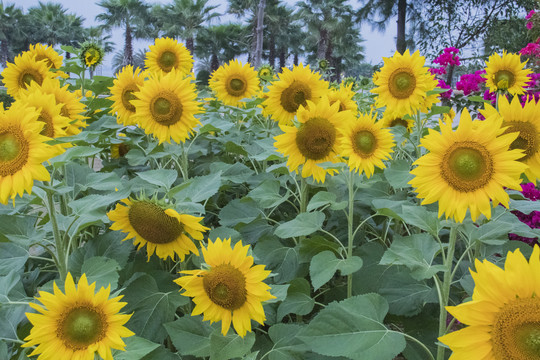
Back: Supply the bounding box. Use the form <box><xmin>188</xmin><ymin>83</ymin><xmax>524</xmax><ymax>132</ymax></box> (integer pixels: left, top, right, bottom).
<box><xmin>455</xmin><ymin>70</ymin><xmax>486</xmax><ymax>96</ymax></box>
<box><xmin>520</xmin><ymin>42</ymin><xmax>540</xmax><ymax>57</ymax></box>
<box><xmin>437</xmin><ymin>79</ymin><xmax>452</xmax><ymax>99</ymax></box>
<box><xmin>526</xmin><ymin>9</ymin><xmax>536</xmax><ymax>20</ymax></box>
<box><xmin>527</xmin><ymin>21</ymin><xmax>533</xmax><ymax>30</ymax></box>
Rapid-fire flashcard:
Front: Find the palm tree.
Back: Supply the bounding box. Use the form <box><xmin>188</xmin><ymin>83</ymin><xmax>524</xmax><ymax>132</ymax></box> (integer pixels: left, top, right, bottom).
<box><xmin>195</xmin><ymin>23</ymin><xmax>249</xmax><ymax>71</ymax></box>
<box><xmin>96</xmin><ymin>0</ymin><xmax>150</xmax><ymax>66</ymax></box>
<box><xmin>27</xmin><ymin>2</ymin><xmax>70</xmax><ymax>46</ymax></box>
<box><xmin>329</xmin><ymin>13</ymin><xmax>365</xmax><ymax>82</ymax></box>
<box><xmin>0</xmin><ymin>2</ymin><xmax>24</xmax><ymax>66</ymax></box>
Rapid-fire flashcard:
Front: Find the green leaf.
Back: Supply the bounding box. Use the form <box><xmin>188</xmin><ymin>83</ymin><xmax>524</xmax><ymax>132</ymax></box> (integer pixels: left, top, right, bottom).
<box><xmin>267</xmin><ymin>324</ymin><xmax>309</xmax><ymax>360</ymax></box>
<box><xmin>112</xmin><ymin>336</ymin><xmax>160</xmax><ymax>360</ymax></box>
<box><xmin>310</xmin><ymin>251</ymin><xmax>363</xmax><ymax>290</ymax></box>
<box><xmin>224</xmin><ymin>141</ymin><xmax>248</xmax><ymax>156</ymax></box>
<box><xmin>50</xmin><ymin>146</ymin><xmax>102</xmax><ymax>166</ymax></box>
<box><xmin>164</xmin><ymin>316</ymin><xmax>213</xmax><ymax>358</ymax></box>
<box><xmin>298</xmin><ymin>294</ymin><xmax>406</xmax><ymax>360</ymax></box>
<box><xmin>137</xmin><ymin>169</ymin><xmax>178</xmax><ymax>190</ymax></box>
<box><xmin>254</xmin><ymin>239</ymin><xmax>299</xmax><ymax>284</ymax></box>
<box><xmin>0</xmin><ymin>243</ymin><xmax>28</xmax><ymax>275</ymax></box>
<box><xmin>219</xmin><ymin>198</ymin><xmax>260</xmax><ymax>227</ymax></box>
<box><xmin>248</xmin><ymin>180</ymin><xmax>287</xmax><ymax>209</ymax></box>
<box><xmin>81</xmin><ymin>257</ymin><xmax>121</xmax><ymax>290</ymax></box>
<box><xmin>384</xmin><ymin>159</ymin><xmax>413</xmax><ymax>189</ymax></box>
<box><xmin>172</xmin><ymin>172</ymin><xmax>221</xmax><ymax>203</ymax></box>
<box><xmin>307</xmin><ymin>191</ymin><xmax>337</xmax><ymax>212</ymax></box>
<box><xmin>209</xmin><ymin>331</ymin><xmax>255</xmax><ymax>360</ymax></box>
<box><xmin>400</xmin><ymin>205</ymin><xmax>441</xmax><ymax>236</ymax></box>
<box><xmin>275</xmin><ymin>211</ymin><xmax>325</xmax><ymax>239</ymax></box>
<box><xmin>85</xmin><ymin>172</ymin><xmax>123</xmax><ymax>191</ymax></box>
<box><xmin>211</xmin><ymin>162</ymin><xmax>254</xmax><ymax>183</ymax></box>
<box><xmin>277</xmin><ymin>278</ymin><xmax>314</xmax><ymax>321</ymax></box>
<box><xmin>299</xmin><ymin>236</ymin><xmax>340</xmax><ymax>263</ymax></box>
<box><xmin>510</xmin><ymin>199</ymin><xmax>540</xmax><ymax>214</ymax></box>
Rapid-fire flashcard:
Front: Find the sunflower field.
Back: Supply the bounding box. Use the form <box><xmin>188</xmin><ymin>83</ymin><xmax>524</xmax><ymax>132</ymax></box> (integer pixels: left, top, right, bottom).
<box><xmin>1</xmin><ymin>8</ymin><xmax>540</xmax><ymax>360</ymax></box>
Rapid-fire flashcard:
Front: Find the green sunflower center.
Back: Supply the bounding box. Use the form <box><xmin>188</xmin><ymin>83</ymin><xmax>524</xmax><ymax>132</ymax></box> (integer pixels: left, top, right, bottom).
<box><xmin>296</xmin><ymin>117</ymin><xmax>336</xmax><ymax>160</ymax></box>
<box><xmin>226</xmin><ymin>78</ymin><xmax>247</xmax><ymax>97</ymax></box>
<box><xmin>128</xmin><ymin>201</ymin><xmax>183</xmax><ymax>244</ymax></box>
<box><xmin>353</xmin><ymin>130</ymin><xmax>377</xmax><ymax>158</ymax></box>
<box><xmin>19</xmin><ymin>69</ymin><xmax>43</xmax><ymax>89</ymax></box>
<box><xmin>60</xmin><ymin>306</ymin><xmax>106</xmax><ymax>350</ymax></box>
<box><xmin>150</xmin><ymin>91</ymin><xmax>183</xmax><ymax>126</ymax></box>
<box><xmin>280</xmin><ymin>80</ymin><xmax>312</xmax><ymax>113</ymax></box>
<box><xmin>492</xmin><ymin>297</ymin><xmax>540</xmax><ymax>360</ymax></box>
<box><xmin>203</xmin><ymin>264</ymin><xmax>247</xmax><ymax>310</ymax></box>
<box><xmin>0</xmin><ymin>128</ymin><xmax>29</xmax><ymax>177</ymax></box>
<box><xmin>388</xmin><ymin>69</ymin><xmax>416</xmax><ymax>99</ymax></box>
<box><xmin>390</xmin><ymin>118</ymin><xmax>409</xmax><ymax>128</ymax></box>
<box><xmin>37</xmin><ymin>112</ymin><xmax>54</xmax><ymax>138</ymax></box>
<box><xmin>505</xmin><ymin>121</ymin><xmax>538</xmax><ymax>161</ymax></box>
<box><xmin>441</xmin><ymin>141</ymin><xmax>494</xmax><ymax>192</ymax></box>
<box><xmin>84</xmin><ymin>48</ymin><xmax>100</xmax><ymax>67</ymax></box>
<box><xmin>494</xmin><ymin>70</ymin><xmax>515</xmax><ymax>90</ymax></box>
<box><xmin>121</xmin><ymin>85</ymin><xmax>138</xmax><ymax>113</ymax></box>
<box><xmin>159</xmin><ymin>51</ymin><xmax>177</xmax><ymax>72</ymax></box>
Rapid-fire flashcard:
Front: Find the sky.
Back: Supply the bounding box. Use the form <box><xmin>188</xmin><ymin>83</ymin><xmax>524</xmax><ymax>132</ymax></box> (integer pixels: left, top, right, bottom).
<box><xmin>13</xmin><ymin>0</ymin><xmax>397</xmax><ymax>76</ymax></box>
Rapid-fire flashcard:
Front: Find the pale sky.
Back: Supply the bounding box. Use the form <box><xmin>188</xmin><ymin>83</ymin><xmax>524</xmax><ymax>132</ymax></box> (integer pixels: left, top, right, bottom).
<box><xmin>12</xmin><ymin>0</ymin><xmax>397</xmax><ymax>75</ymax></box>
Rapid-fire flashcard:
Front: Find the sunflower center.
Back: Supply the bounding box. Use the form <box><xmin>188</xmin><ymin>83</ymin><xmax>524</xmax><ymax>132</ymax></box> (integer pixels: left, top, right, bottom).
<box><xmin>159</xmin><ymin>51</ymin><xmax>176</xmax><ymax>72</ymax></box>
<box><xmin>121</xmin><ymin>85</ymin><xmax>138</xmax><ymax>113</ymax></box>
<box><xmin>388</xmin><ymin>69</ymin><xmax>416</xmax><ymax>99</ymax></box>
<box><xmin>280</xmin><ymin>80</ymin><xmax>312</xmax><ymax>113</ymax></box>
<box><xmin>19</xmin><ymin>69</ymin><xmax>43</xmax><ymax>89</ymax></box>
<box><xmin>226</xmin><ymin>77</ymin><xmax>247</xmax><ymax>97</ymax></box>
<box><xmin>203</xmin><ymin>264</ymin><xmax>247</xmax><ymax>310</ymax></box>
<box><xmin>295</xmin><ymin>117</ymin><xmax>336</xmax><ymax>160</ymax></box>
<box><xmin>37</xmin><ymin>113</ymin><xmax>55</xmax><ymax>138</ymax></box>
<box><xmin>494</xmin><ymin>70</ymin><xmax>515</xmax><ymax>90</ymax></box>
<box><xmin>492</xmin><ymin>297</ymin><xmax>540</xmax><ymax>360</ymax></box>
<box><xmin>59</xmin><ymin>306</ymin><xmax>106</xmax><ymax>350</ymax></box>
<box><xmin>128</xmin><ymin>201</ymin><xmax>183</xmax><ymax>244</ymax></box>
<box><xmin>440</xmin><ymin>141</ymin><xmax>493</xmax><ymax>192</ymax></box>
<box><xmin>150</xmin><ymin>91</ymin><xmax>183</xmax><ymax>126</ymax></box>
<box><xmin>0</xmin><ymin>128</ymin><xmax>29</xmax><ymax>177</ymax></box>
<box><xmin>85</xmin><ymin>49</ymin><xmax>100</xmax><ymax>66</ymax></box>
<box><xmin>390</xmin><ymin>118</ymin><xmax>409</xmax><ymax>128</ymax></box>
<box><xmin>354</xmin><ymin>130</ymin><xmax>377</xmax><ymax>157</ymax></box>
<box><xmin>504</xmin><ymin>121</ymin><xmax>538</xmax><ymax>161</ymax></box>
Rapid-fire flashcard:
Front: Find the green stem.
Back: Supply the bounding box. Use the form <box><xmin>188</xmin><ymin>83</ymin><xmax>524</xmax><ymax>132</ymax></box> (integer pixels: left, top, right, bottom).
<box><xmin>414</xmin><ymin>110</ymin><xmax>423</xmax><ymax>158</ymax></box>
<box><xmin>436</xmin><ymin>224</ymin><xmax>458</xmax><ymax>360</ymax></box>
<box><xmin>44</xmin><ymin>186</ymin><xmax>67</xmax><ymax>280</ymax></box>
<box><xmin>81</xmin><ymin>66</ymin><xmax>86</xmax><ymax>97</ymax></box>
<box><xmin>347</xmin><ymin>170</ymin><xmax>355</xmax><ymax>298</ymax></box>
<box><xmin>181</xmin><ymin>142</ymin><xmax>189</xmax><ymax>180</ymax></box>
<box><xmin>401</xmin><ymin>332</ymin><xmax>435</xmax><ymax>360</ymax></box>
<box><xmin>298</xmin><ymin>176</ymin><xmax>308</xmax><ymax>213</ymax></box>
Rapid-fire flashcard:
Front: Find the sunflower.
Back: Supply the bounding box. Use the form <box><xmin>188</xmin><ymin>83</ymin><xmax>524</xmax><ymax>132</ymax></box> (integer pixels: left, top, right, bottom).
<box><xmin>481</xmin><ymin>96</ymin><xmax>540</xmax><ymax>183</ymax></box>
<box><xmin>108</xmin><ymin>198</ymin><xmax>209</xmax><ymax>261</ymax></box>
<box><xmin>175</xmin><ymin>238</ymin><xmax>275</xmax><ymax>337</ymax></box>
<box><xmin>338</xmin><ymin>111</ymin><xmax>395</xmax><ymax>177</ymax></box>
<box><xmin>26</xmin><ymin>43</ymin><xmax>63</xmax><ymax>70</ymax></box>
<box><xmin>109</xmin><ymin>65</ymin><xmax>146</xmax><ymax>126</ymax></box>
<box><xmin>439</xmin><ymin>245</ymin><xmax>540</xmax><ymax>360</ymax></box>
<box><xmin>131</xmin><ymin>70</ymin><xmax>202</xmax><ymax>144</ymax></box>
<box><xmin>209</xmin><ymin>59</ymin><xmax>259</xmax><ymax>107</ymax></box>
<box><xmin>409</xmin><ymin>109</ymin><xmax>527</xmax><ymax>222</ymax></box>
<box><xmin>379</xmin><ymin>111</ymin><xmax>415</xmax><ymax>132</ymax></box>
<box><xmin>371</xmin><ymin>50</ymin><xmax>437</xmax><ymax>118</ymax></box>
<box><xmin>80</xmin><ymin>42</ymin><xmax>104</xmax><ymax>68</ymax></box>
<box><xmin>327</xmin><ymin>82</ymin><xmax>358</xmax><ymax>114</ymax></box>
<box><xmin>1</xmin><ymin>52</ymin><xmax>53</xmax><ymax>98</ymax></box>
<box><xmin>484</xmin><ymin>51</ymin><xmax>532</xmax><ymax>95</ymax></box>
<box><xmin>0</xmin><ymin>103</ymin><xmax>58</xmax><ymax>205</ymax></box>
<box><xmin>22</xmin><ymin>273</ymin><xmax>134</xmax><ymax>360</ymax></box>
<box><xmin>257</xmin><ymin>64</ymin><xmax>274</xmax><ymax>84</ymax></box>
<box><xmin>110</xmin><ymin>143</ymin><xmax>130</xmax><ymax>159</ymax></box>
<box><xmin>274</xmin><ymin>97</ymin><xmax>353</xmax><ymax>183</ymax></box>
<box><xmin>264</xmin><ymin>63</ymin><xmax>329</xmax><ymax>125</ymax></box>
<box><xmin>145</xmin><ymin>37</ymin><xmax>193</xmax><ymax>76</ymax></box>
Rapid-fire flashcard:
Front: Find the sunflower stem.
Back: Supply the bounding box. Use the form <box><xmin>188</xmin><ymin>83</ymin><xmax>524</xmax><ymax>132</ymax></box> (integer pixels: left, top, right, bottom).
<box><xmin>181</xmin><ymin>142</ymin><xmax>189</xmax><ymax>180</ymax></box>
<box><xmin>436</xmin><ymin>223</ymin><xmax>458</xmax><ymax>360</ymax></box>
<box><xmin>414</xmin><ymin>110</ymin><xmax>423</xmax><ymax>158</ymax></box>
<box><xmin>298</xmin><ymin>176</ymin><xmax>308</xmax><ymax>213</ymax></box>
<box><xmin>346</xmin><ymin>169</ymin><xmax>355</xmax><ymax>298</ymax></box>
<box><xmin>44</xmin><ymin>185</ymin><xmax>67</xmax><ymax>280</ymax></box>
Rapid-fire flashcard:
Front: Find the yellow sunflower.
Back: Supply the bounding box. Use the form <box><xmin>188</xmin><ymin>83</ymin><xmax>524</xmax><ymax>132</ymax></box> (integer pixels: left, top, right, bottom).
<box><xmin>379</xmin><ymin>112</ymin><xmax>415</xmax><ymax>132</ymax></box>
<box><xmin>481</xmin><ymin>96</ymin><xmax>540</xmax><ymax>183</ymax></box>
<box><xmin>175</xmin><ymin>238</ymin><xmax>275</xmax><ymax>337</ymax></box>
<box><xmin>109</xmin><ymin>65</ymin><xmax>146</xmax><ymax>126</ymax></box>
<box><xmin>439</xmin><ymin>245</ymin><xmax>540</xmax><ymax>360</ymax></box>
<box><xmin>264</xmin><ymin>63</ymin><xmax>329</xmax><ymax>125</ymax></box>
<box><xmin>371</xmin><ymin>50</ymin><xmax>437</xmax><ymax>118</ymax></box>
<box><xmin>108</xmin><ymin>198</ymin><xmax>209</xmax><ymax>261</ymax></box>
<box><xmin>409</xmin><ymin>109</ymin><xmax>527</xmax><ymax>222</ymax></box>
<box><xmin>338</xmin><ymin>111</ymin><xmax>395</xmax><ymax>177</ymax></box>
<box><xmin>22</xmin><ymin>273</ymin><xmax>134</xmax><ymax>360</ymax></box>
<box><xmin>484</xmin><ymin>51</ymin><xmax>532</xmax><ymax>95</ymax></box>
<box><xmin>80</xmin><ymin>42</ymin><xmax>104</xmax><ymax>68</ymax></box>
<box><xmin>0</xmin><ymin>103</ymin><xmax>57</xmax><ymax>204</ymax></box>
<box><xmin>145</xmin><ymin>37</ymin><xmax>193</xmax><ymax>76</ymax></box>
<box><xmin>274</xmin><ymin>97</ymin><xmax>353</xmax><ymax>183</ymax></box>
<box><xmin>131</xmin><ymin>70</ymin><xmax>202</xmax><ymax>144</ymax></box>
<box><xmin>26</xmin><ymin>43</ymin><xmax>63</xmax><ymax>70</ymax></box>
<box><xmin>327</xmin><ymin>82</ymin><xmax>358</xmax><ymax>114</ymax></box>
<box><xmin>209</xmin><ymin>59</ymin><xmax>259</xmax><ymax>107</ymax></box>
<box><xmin>1</xmin><ymin>52</ymin><xmax>53</xmax><ymax>98</ymax></box>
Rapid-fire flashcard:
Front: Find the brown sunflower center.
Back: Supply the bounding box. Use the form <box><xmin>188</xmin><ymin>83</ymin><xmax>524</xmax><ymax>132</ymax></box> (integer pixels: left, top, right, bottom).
<box><xmin>504</xmin><ymin>121</ymin><xmax>538</xmax><ymax>161</ymax></box>
<box><xmin>388</xmin><ymin>69</ymin><xmax>416</xmax><ymax>99</ymax></box>
<box><xmin>440</xmin><ymin>141</ymin><xmax>494</xmax><ymax>192</ymax></box>
<box><xmin>492</xmin><ymin>297</ymin><xmax>540</xmax><ymax>360</ymax></box>
<box><xmin>390</xmin><ymin>118</ymin><xmax>409</xmax><ymax>128</ymax></box>
<box><xmin>203</xmin><ymin>264</ymin><xmax>247</xmax><ymax>310</ymax></box>
<box><xmin>226</xmin><ymin>78</ymin><xmax>247</xmax><ymax>97</ymax></box>
<box><xmin>159</xmin><ymin>51</ymin><xmax>177</xmax><ymax>72</ymax></box>
<box><xmin>295</xmin><ymin>117</ymin><xmax>336</xmax><ymax>160</ymax></box>
<box><xmin>353</xmin><ymin>130</ymin><xmax>377</xmax><ymax>157</ymax></box>
<box><xmin>0</xmin><ymin>127</ymin><xmax>29</xmax><ymax>177</ymax></box>
<box><xmin>121</xmin><ymin>85</ymin><xmax>138</xmax><ymax>113</ymax></box>
<box><xmin>128</xmin><ymin>201</ymin><xmax>183</xmax><ymax>244</ymax></box>
<box><xmin>37</xmin><ymin>112</ymin><xmax>55</xmax><ymax>138</ymax></box>
<box><xmin>59</xmin><ymin>306</ymin><xmax>106</xmax><ymax>350</ymax></box>
<box><xmin>494</xmin><ymin>70</ymin><xmax>515</xmax><ymax>90</ymax></box>
<box><xmin>280</xmin><ymin>80</ymin><xmax>312</xmax><ymax>113</ymax></box>
<box><xmin>150</xmin><ymin>91</ymin><xmax>183</xmax><ymax>126</ymax></box>
<box><xmin>19</xmin><ymin>69</ymin><xmax>43</xmax><ymax>90</ymax></box>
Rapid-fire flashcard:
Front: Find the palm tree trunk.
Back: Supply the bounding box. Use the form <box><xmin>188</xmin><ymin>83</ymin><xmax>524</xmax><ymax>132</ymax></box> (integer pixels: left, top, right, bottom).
<box><xmin>186</xmin><ymin>37</ymin><xmax>194</xmax><ymax>54</ymax></box>
<box><xmin>211</xmin><ymin>53</ymin><xmax>219</xmax><ymax>71</ymax></box>
<box><xmin>269</xmin><ymin>34</ymin><xmax>275</xmax><ymax>69</ymax></box>
<box><xmin>124</xmin><ymin>22</ymin><xmax>133</xmax><ymax>66</ymax></box>
<box><xmin>0</xmin><ymin>41</ymin><xmax>9</xmax><ymax>67</ymax></box>
<box><xmin>253</xmin><ymin>0</ymin><xmax>266</xmax><ymax>68</ymax></box>
<box><xmin>317</xmin><ymin>28</ymin><xmax>328</xmax><ymax>59</ymax></box>
<box><xmin>334</xmin><ymin>57</ymin><xmax>342</xmax><ymax>83</ymax></box>
<box><xmin>279</xmin><ymin>47</ymin><xmax>286</xmax><ymax>71</ymax></box>
<box><xmin>293</xmin><ymin>53</ymin><xmax>299</xmax><ymax>66</ymax></box>
<box><xmin>396</xmin><ymin>0</ymin><xmax>407</xmax><ymax>54</ymax></box>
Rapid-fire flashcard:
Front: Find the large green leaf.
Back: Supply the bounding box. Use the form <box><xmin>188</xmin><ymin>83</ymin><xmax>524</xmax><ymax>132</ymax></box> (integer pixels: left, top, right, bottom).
<box><xmin>254</xmin><ymin>239</ymin><xmax>299</xmax><ymax>284</ymax></box>
<box><xmin>165</xmin><ymin>316</ymin><xmax>214</xmax><ymax>358</ymax></box>
<box><xmin>80</xmin><ymin>256</ymin><xmax>121</xmax><ymax>290</ymax></box>
<box><xmin>384</xmin><ymin>159</ymin><xmax>413</xmax><ymax>189</ymax></box>
<box><xmin>248</xmin><ymin>180</ymin><xmax>287</xmax><ymax>209</ymax></box>
<box><xmin>111</xmin><ymin>336</ymin><xmax>160</xmax><ymax>360</ymax></box>
<box><xmin>209</xmin><ymin>331</ymin><xmax>255</xmax><ymax>360</ymax></box>
<box><xmin>0</xmin><ymin>243</ymin><xmax>28</xmax><ymax>275</ymax></box>
<box><xmin>267</xmin><ymin>324</ymin><xmax>309</xmax><ymax>360</ymax></box>
<box><xmin>277</xmin><ymin>278</ymin><xmax>314</xmax><ymax>321</ymax></box>
<box><xmin>137</xmin><ymin>169</ymin><xmax>178</xmax><ymax>190</ymax></box>
<box><xmin>219</xmin><ymin>198</ymin><xmax>261</xmax><ymax>227</ymax></box>
<box><xmin>275</xmin><ymin>212</ymin><xmax>325</xmax><ymax>239</ymax></box>
<box><xmin>172</xmin><ymin>172</ymin><xmax>222</xmax><ymax>203</ymax></box>
<box><xmin>309</xmin><ymin>251</ymin><xmax>363</xmax><ymax>290</ymax></box>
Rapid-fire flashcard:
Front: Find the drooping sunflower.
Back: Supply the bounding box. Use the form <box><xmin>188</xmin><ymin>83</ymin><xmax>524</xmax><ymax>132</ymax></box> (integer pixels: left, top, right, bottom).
<box><xmin>371</xmin><ymin>49</ymin><xmax>437</xmax><ymax>118</ymax></box>
<box><xmin>379</xmin><ymin>111</ymin><xmax>415</xmax><ymax>132</ymax></box>
<box><xmin>175</xmin><ymin>238</ymin><xmax>275</xmax><ymax>337</ymax></box>
<box><xmin>1</xmin><ymin>52</ymin><xmax>53</xmax><ymax>98</ymax></box>
<box><xmin>26</xmin><ymin>43</ymin><xmax>63</xmax><ymax>70</ymax></box>
<box><xmin>22</xmin><ymin>273</ymin><xmax>134</xmax><ymax>360</ymax></box>
<box><xmin>79</xmin><ymin>41</ymin><xmax>104</xmax><ymax>68</ymax></box>
<box><xmin>274</xmin><ymin>97</ymin><xmax>353</xmax><ymax>183</ymax></box>
<box><xmin>0</xmin><ymin>103</ymin><xmax>58</xmax><ymax>205</ymax></box>
<box><xmin>131</xmin><ymin>70</ymin><xmax>202</xmax><ymax>144</ymax></box>
<box><xmin>338</xmin><ymin>111</ymin><xmax>395</xmax><ymax>178</ymax></box>
<box><xmin>109</xmin><ymin>65</ymin><xmax>146</xmax><ymax>126</ymax></box>
<box><xmin>327</xmin><ymin>82</ymin><xmax>358</xmax><ymax>114</ymax></box>
<box><xmin>481</xmin><ymin>96</ymin><xmax>540</xmax><ymax>183</ymax></box>
<box><xmin>145</xmin><ymin>37</ymin><xmax>193</xmax><ymax>76</ymax></box>
<box><xmin>439</xmin><ymin>245</ymin><xmax>540</xmax><ymax>360</ymax></box>
<box><xmin>108</xmin><ymin>198</ymin><xmax>209</xmax><ymax>261</ymax></box>
<box><xmin>265</xmin><ymin>63</ymin><xmax>329</xmax><ymax>125</ymax></box>
<box><xmin>409</xmin><ymin>109</ymin><xmax>527</xmax><ymax>222</ymax></box>
<box><xmin>209</xmin><ymin>59</ymin><xmax>259</xmax><ymax>107</ymax></box>
<box><xmin>484</xmin><ymin>51</ymin><xmax>532</xmax><ymax>95</ymax></box>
